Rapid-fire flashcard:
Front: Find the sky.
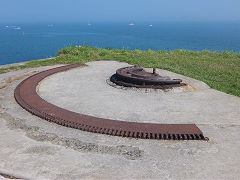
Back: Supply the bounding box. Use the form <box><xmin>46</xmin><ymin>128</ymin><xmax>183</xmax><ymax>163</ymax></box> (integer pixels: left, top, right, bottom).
<box><xmin>0</xmin><ymin>0</ymin><xmax>240</xmax><ymax>23</ymax></box>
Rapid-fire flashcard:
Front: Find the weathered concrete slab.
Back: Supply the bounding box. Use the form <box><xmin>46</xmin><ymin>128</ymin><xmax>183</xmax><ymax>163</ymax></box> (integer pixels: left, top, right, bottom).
<box><xmin>0</xmin><ymin>61</ymin><xmax>240</xmax><ymax>180</ymax></box>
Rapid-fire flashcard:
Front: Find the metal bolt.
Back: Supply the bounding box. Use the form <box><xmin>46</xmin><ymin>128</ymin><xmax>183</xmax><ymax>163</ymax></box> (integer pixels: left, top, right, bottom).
<box><xmin>153</xmin><ymin>68</ymin><xmax>156</xmax><ymax>74</ymax></box>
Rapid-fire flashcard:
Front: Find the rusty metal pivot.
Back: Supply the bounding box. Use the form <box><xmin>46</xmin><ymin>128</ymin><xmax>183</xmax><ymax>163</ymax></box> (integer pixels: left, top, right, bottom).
<box><xmin>110</xmin><ymin>66</ymin><xmax>185</xmax><ymax>89</ymax></box>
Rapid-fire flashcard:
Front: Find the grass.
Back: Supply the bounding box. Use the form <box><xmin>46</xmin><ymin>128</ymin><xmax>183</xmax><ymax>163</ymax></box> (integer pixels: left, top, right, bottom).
<box><xmin>1</xmin><ymin>46</ymin><xmax>240</xmax><ymax>97</ymax></box>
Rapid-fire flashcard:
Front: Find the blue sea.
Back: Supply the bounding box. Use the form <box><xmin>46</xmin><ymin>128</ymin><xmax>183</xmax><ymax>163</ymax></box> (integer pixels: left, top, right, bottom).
<box><xmin>0</xmin><ymin>22</ymin><xmax>240</xmax><ymax>65</ymax></box>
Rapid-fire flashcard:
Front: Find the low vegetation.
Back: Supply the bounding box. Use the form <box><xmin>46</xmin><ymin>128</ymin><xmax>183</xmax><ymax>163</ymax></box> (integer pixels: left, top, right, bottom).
<box><xmin>1</xmin><ymin>46</ymin><xmax>240</xmax><ymax>97</ymax></box>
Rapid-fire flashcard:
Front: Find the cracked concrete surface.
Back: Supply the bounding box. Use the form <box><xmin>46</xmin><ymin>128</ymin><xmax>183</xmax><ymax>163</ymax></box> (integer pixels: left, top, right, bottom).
<box><xmin>0</xmin><ymin>61</ymin><xmax>240</xmax><ymax>180</ymax></box>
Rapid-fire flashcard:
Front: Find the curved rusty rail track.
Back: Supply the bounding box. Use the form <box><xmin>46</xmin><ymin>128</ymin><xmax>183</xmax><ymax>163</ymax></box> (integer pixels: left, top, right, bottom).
<box><xmin>14</xmin><ymin>64</ymin><xmax>206</xmax><ymax>140</ymax></box>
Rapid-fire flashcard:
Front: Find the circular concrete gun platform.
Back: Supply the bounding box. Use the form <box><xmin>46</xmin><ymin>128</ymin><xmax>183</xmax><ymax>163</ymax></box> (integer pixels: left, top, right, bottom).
<box><xmin>0</xmin><ymin>61</ymin><xmax>240</xmax><ymax>180</ymax></box>
<box><xmin>15</xmin><ymin>63</ymin><xmax>205</xmax><ymax>140</ymax></box>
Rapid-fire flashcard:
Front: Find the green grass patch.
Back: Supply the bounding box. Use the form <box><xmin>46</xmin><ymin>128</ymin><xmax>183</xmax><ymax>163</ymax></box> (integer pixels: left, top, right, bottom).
<box><xmin>1</xmin><ymin>46</ymin><xmax>240</xmax><ymax>97</ymax></box>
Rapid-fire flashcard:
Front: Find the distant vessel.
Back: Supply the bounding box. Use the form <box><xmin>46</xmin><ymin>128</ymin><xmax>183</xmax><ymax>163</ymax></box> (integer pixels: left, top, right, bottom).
<box><xmin>149</xmin><ymin>24</ymin><xmax>153</xmax><ymax>27</ymax></box>
<box><xmin>5</xmin><ymin>25</ymin><xmax>21</xmax><ymax>29</ymax></box>
<box><xmin>129</xmin><ymin>23</ymin><xmax>135</xmax><ymax>26</ymax></box>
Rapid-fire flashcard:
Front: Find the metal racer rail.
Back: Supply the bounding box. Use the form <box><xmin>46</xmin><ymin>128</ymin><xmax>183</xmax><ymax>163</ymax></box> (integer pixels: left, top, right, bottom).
<box><xmin>14</xmin><ymin>64</ymin><xmax>206</xmax><ymax>140</ymax></box>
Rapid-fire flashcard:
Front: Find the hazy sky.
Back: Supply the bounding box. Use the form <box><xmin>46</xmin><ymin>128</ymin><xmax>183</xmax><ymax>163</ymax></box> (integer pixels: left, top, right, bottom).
<box><xmin>1</xmin><ymin>0</ymin><xmax>240</xmax><ymax>23</ymax></box>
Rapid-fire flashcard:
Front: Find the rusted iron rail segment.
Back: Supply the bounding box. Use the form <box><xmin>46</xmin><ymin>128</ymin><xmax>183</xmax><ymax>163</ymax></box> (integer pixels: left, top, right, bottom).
<box><xmin>14</xmin><ymin>64</ymin><xmax>206</xmax><ymax>140</ymax></box>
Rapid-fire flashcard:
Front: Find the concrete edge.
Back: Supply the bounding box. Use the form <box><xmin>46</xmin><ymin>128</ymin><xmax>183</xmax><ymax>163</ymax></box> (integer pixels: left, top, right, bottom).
<box><xmin>0</xmin><ymin>57</ymin><xmax>55</xmax><ymax>69</ymax></box>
